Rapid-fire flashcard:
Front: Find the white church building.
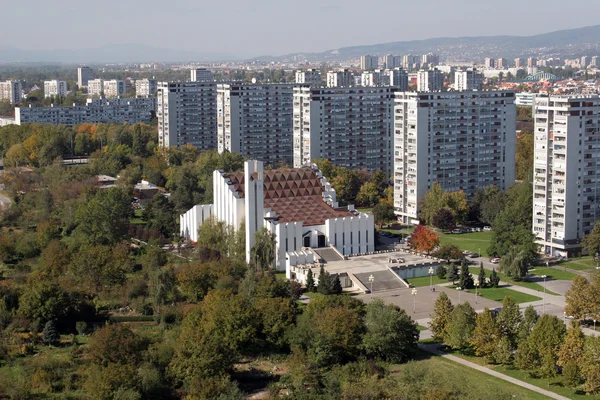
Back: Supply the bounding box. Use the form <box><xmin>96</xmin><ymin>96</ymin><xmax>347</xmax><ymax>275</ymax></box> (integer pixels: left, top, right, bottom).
<box><xmin>179</xmin><ymin>160</ymin><xmax>374</xmax><ymax>271</ymax></box>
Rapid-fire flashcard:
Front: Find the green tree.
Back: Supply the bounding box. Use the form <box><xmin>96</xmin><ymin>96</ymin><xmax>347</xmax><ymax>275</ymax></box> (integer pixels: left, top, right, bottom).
<box><xmin>516</xmin><ymin>131</ymin><xmax>534</xmax><ymax>181</ymax></box>
<box><xmin>557</xmin><ymin>321</ymin><xmax>585</xmax><ymax>385</ymax></box>
<box><xmin>331</xmin><ymin>169</ymin><xmax>363</xmax><ymax>206</ymax></box>
<box><xmin>331</xmin><ymin>274</ymin><xmax>343</xmax><ymax>295</ymax></box>
<box><xmin>356</xmin><ymin>181</ymin><xmax>380</xmax><ymax>206</ymax></box>
<box><xmin>436</xmin><ymin>265</ymin><xmax>447</xmax><ymax>279</ymax></box>
<box><xmin>176</xmin><ymin>262</ymin><xmax>218</xmax><ymax>302</ymax></box>
<box><xmin>516</xmin><ymin>314</ymin><xmax>566</xmax><ymax>374</ymax></box>
<box><xmin>429</xmin><ymin>292</ymin><xmax>454</xmax><ymax>341</ymax></box>
<box><xmin>499</xmin><ymin>246</ymin><xmax>528</xmax><ymax>281</ymax></box>
<box><xmin>305</xmin><ymin>269</ymin><xmax>316</xmax><ymax>292</ymax></box>
<box><xmin>445</xmin><ymin>302</ymin><xmax>476</xmax><ymax>349</ymax></box>
<box><xmin>42</xmin><ymin>320</ymin><xmax>59</xmax><ymax>346</ymax></box>
<box><xmin>251</xmin><ymin>228</ymin><xmax>276</xmax><ymax>270</ymax></box>
<box><xmin>517</xmin><ymin>305</ymin><xmax>538</xmax><ymax>345</ymax></box>
<box><xmin>470</xmin><ymin>308</ymin><xmax>499</xmax><ymax>359</ymax></box>
<box><xmin>149</xmin><ymin>267</ymin><xmax>177</xmax><ymax>314</ymax></box>
<box><xmin>447</xmin><ymin>264</ymin><xmax>459</xmax><ymax>285</ymax></box>
<box><xmin>419</xmin><ymin>183</ymin><xmax>445</xmax><ymax>225</ymax></box>
<box><xmin>493</xmin><ymin>336</ymin><xmax>514</xmax><ymax>365</ymax></box>
<box><xmin>565</xmin><ymin>275</ymin><xmax>593</xmax><ymax>319</ymax></box>
<box><xmin>489</xmin><ymin>268</ymin><xmax>500</xmax><ymax>288</ymax></box>
<box><xmin>88</xmin><ymin>325</ymin><xmax>144</xmax><ymax>367</ymax></box>
<box><xmin>372</xmin><ymin>203</ymin><xmax>395</xmax><ymax>227</ymax></box>
<box><xmin>433</xmin><ymin>244</ymin><xmax>463</xmax><ymax>263</ymax></box>
<box><xmin>458</xmin><ymin>260</ymin><xmax>473</xmax><ymax>289</ymax></box>
<box><xmin>317</xmin><ymin>265</ymin><xmax>333</xmax><ymax>295</ymax></box>
<box><xmin>431</xmin><ymin>208</ymin><xmax>455</xmax><ymax>231</ymax></box>
<box><xmin>18</xmin><ymin>282</ymin><xmax>69</xmax><ymax>325</ymax></box>
<box><xmin>582</xmin><ymin>221</ymin><xmax>600</xmax><ymax>264</ymax></box>
<box><xmin>255</xmin><ymin>297</ymin><xmax>296</xmax><ymax>349</ymax></box>
<box><xmin>582</xmin><ymin>336</ymin><xmax>600</xmax><ymax>395</ymax></box>
<box><xmin>361</xmin><ymin>299</ymin><xmax>419</xmax><ymax>363</ymax></box>
<box><xmin>477</xmin><ymin>263</ymin><xmax>486</xmax><ymax>288</ymax></box>
<box><xmin>496</xmin><ymin>296</ymin><xmax>522</xmax><ymax>347</ymax></box>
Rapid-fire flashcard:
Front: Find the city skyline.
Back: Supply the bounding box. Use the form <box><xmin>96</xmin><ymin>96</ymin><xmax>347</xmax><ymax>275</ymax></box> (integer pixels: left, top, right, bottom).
<box><xmin>2</xmin><ymin>0</ymin><xmax>600</xmax><ymax>59</ymax></box>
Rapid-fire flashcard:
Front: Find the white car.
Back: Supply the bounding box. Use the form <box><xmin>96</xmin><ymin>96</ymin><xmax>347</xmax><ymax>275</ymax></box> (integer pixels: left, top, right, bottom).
<box><xmin>490</xmin><ymin>257</ymin><xmax>501</xmax><ymax>264</ymax></box>
<box><xmin>483</xmin><ymin>226</ymin><xmax>492</xmax><ymax>231</ymax></box>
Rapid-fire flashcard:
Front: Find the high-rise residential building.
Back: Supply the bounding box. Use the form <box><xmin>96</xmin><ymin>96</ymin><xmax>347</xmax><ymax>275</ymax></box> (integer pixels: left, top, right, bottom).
<box><xmin>102</xmin><ymin>80</ymin><xmax>126</xmax><ymax>98</ymax></box>
<box><xmin>87</xmin><ymin>79</ymin><xmax>104</xmax><ymax>96</ymax></box>
<box><xmin>217</xmin><ymin>83</ymin><xmax>297</xmax><ymax>167</ymax></box>
<box><xmin>514</xmin><ymin>58</ymin><xmax>523</xmax><ymax>68</ymax></box>
<box><xmin>0</xmin><ymin>80</ymin><xmax>22</xmax><ymax>104</ymax></box>
<box><xmin>455</xmin><ymin>69</ymin><xmax>483</xmax><ymax>91</ymax></box>
<box><xmin>16</xmin><ymin>97</ymin><xmax>157</xmax><ymax>126</ymax></box>
<box><xmin>388</xmin><ymin>68</ymin><xmax>409</xmax><ymax>91</ymax></box>
<box><xmin>157</xmin><ymin>81</ymin><xmax>217</xmax><ymax>149</ymax></box>
<box><xmin>527</xmin><ymin>57</ymin><xmax>536</xmax><ymax>68</ymax></box>
<box><xmin>417</xmin><ymin>69</ymin><xmax>443</xmax><ymax>92</ymax></box>
<box><xmin>384</xmin><ymin>54</ymin><xmax>401</xmax><ymax>69</ymax></box>
<box><xmin>402</xmin><ymin>55</ymin><xmax>420</xmax><ymax>70</ymax></box>
<box><xmin>326</xmin><ymin>69</ymin><xmax>354</xmax><ymax>88</ymax></box>
<box><xmin>421</xmin><ymin>53</ymin><xmax>439</xmax><ymax>67</ymax></box>
<box><xmin>295</xmin><ymin>69</ymin><xmax>321</xmax><ymax>85</ymax></box>
<box><xmin>590</xmin><ymin>56</ymin><xmax>598</xmax><ymax>68</ymax></box>
<box><xmin>484</xmin><ymin>57</ymin><xmax>495</xmax><ymax>69</ymax></box>
<box><xmin>77</xmin><ymin>66</ymin><xmax>94</xmax><ymax>88</ymax></box>
<box><xmin>190</xmin><ymin>68</ymin><xmax>213</xmax><ymax>82</ymax></box>
<box><xmin>532</xmin><ymin>95</ymin><xmax>600</xmax><ymax>256</ymax></box>
<box><xmin>360</xmin><ymin>55</ymin><xmax>378</xmax><ymax>70</ymax></box>
<box><xmin>581</xmin><ymin>56</ymin><xmax>589</xmax><ymax>68</ymax></box>
<box><xmin>135</xmin><ymin>79</ymin><xmax>157</xmax><ymax>97</ymax></box>
<box><xmin>293</xmin><ymin>86</ymin><xmax>396</xmax><ymax>174</ymax></box>
<box><xmin>44</xmin><ymin>80</ymin><xmax>68</xmax><ymax>98</ymax></box>
<box><xmin>497</xmin><ymin>58</ymin><xmax>509</xmax><ymax>68</ymax></box>
<box><xmin>360</xmin><ymin>70</ymin><xmax>385</xmax><ymax>87</ymax></box>
<box><xmin>393</xmin><ymin>90</ymin><xmax>516</xmax><ymax>223</ymax></box>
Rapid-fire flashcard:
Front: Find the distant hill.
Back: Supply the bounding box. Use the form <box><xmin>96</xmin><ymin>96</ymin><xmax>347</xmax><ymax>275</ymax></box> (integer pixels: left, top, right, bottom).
<box><xmin>260</xmin><ymin>25</ymin><xmax>600</xmax><ymax>63</ymax></box>
<box><xmin>0</xmin><ymin>43</ymin><xmax>238</xmax><ymax>63</ymax></box>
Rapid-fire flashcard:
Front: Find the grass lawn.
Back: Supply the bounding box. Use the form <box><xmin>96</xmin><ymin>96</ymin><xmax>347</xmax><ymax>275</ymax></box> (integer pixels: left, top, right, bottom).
<box><xmin>274</xmin><ymin>271</ymin><xmax>287</xmax><ymax>281</ymax></box>
<box><xmin>467</xmin><ymin>267</ymin><xmax>561</xmax><ymax>296</ymax></box>
<box><xmin>417</xmin><ymin>325</ymin><xmax>428</xmax><ymax>331</ymax></box>
<box><xmin>559</xmin><ymin>256</ymin><xmax>598</xmax><ymax>271</ymax></box>
<box><xmin>130</xmin><ymin>209</ymin><xmax>145</xmax><ymax>225</ymax></box>
<box><xmin>461</xmin><ymin>286</ymin><xmax>542</xmax><ymax>304</ymax></box>
<box><xmin>528</xmin><ymin>266</ymin><xmax>576</xmax><ymax>281</ymax></box>
<box><xmin>357</xmin><ymin>207</ymin><xmax>373</xmax><ymax>214</ymax></box>
<box><xmin>405</xmin><ymin>275</ymin><xmax>448</xmax><ymax>287</ymax></box>
<box><xmin>389</xmin><ymin>353</ymin><xmax>549</xmax><ymax>400</ymax></box>
<box><xmin>437</xmin><ymin>231</ymin><xmax>493</xmax><ymax>257</ymax></box>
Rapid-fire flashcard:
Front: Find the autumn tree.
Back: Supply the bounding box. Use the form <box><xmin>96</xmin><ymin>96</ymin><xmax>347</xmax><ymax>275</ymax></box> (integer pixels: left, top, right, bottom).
<box><xmin>356</xmin><ymin>181</ymin><xmax>380</xmax><ymax>206</ymax></box>
<box><xmin>557</xmin><ymin>321</ymin><xmax>585</xmax><ymax>389</ymax></box>
<box><xmin>470</xmin><ymin>308</ymin><xmax>499</xmax><ymax>360</ymax></box>
<box><xmin>582</xmin><ymin>336</ymin><xmax>600</xmax><ymax>395</ymax></box>
<box><xmin>565</xmin><ymin>275</ymin><xmax>593</xmax><ymax>319</ymax></box>
<box><xmin>429</xmin><ymin>292</ymin><xmax>454</xmax><ymax>341</ymax></box>
<box><xmin>409</xmin><ymin>225</ymin><xmax>439</xmax><ymax>254</ymax></box>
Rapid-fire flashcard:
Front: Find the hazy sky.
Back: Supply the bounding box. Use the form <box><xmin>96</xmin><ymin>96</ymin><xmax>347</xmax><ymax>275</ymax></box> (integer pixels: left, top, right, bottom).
<box><xmin>3</xmin><ymin>0</ymin><xmax>600</xmax><ymax>58</ymax></box>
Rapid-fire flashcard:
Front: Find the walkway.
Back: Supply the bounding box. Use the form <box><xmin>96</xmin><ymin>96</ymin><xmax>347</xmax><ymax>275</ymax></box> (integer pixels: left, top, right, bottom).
<box><xmin>419</xmin><ymin>343</ymin><xmax>569</xmax><ymax>400</ymax></box>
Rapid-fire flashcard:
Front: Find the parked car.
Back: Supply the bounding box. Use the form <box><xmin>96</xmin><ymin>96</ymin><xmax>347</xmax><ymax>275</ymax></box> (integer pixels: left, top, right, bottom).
<box><xmin>462</xmin><ymin>250</ymin><xmax>473</xmax><ymax>256</ymax></box>
<box><xmin>451</xmin><ymin>228</ymin><xmax>463</xmax><ymax>234</ymax></box>
<box><xmin>483</xmin><ymin>226</ymin><xmax>492</xmax><ymax>231</ymax></box>
<box><xmin>490</xmin><ymin>257</ymin><xmax>501</xmax><ymax>264</ymax></box>
<box><xmin>469</xmin><ymin>253</ymin><xmax>480</xmax><ymax>258</ymax></box>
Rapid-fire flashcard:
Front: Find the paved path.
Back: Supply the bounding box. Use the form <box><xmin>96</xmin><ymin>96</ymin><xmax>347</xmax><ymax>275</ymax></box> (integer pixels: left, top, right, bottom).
<box><xmin>419</xmin><ymin>343</ymin><xmax>568</xmax><ymax>400</ymax></box>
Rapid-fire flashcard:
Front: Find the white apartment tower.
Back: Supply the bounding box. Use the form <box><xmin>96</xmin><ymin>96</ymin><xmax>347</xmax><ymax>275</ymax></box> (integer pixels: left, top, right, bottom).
<box><xmin>293</xmin><ymin>86</ymin><xmax>396</xmax><ymax>174</ymax></box>
<box><xmin>295</xmin><ymin>69</ymin><xmax>321</xmax><ymax>85</ymax></box>
<box><xmin>217</xmin><ymin>83</ymin><xmax>298</xmax><ymax>167</ymax></box>
<box><xmin>393</xmin><ymin>91</ymin><xmax>517</xmax><ymax>223</ymax></box>
<box><xmin>77</xmin><ymin>66</ymin><xmax>94</xmax><ymax>88</ymax></box>
<box><xmin>135</xmin><ymin>79</ymin><xmax>157</xmax><ymax>97</ymax></box>
<box><xmin>421</xmin><ymin>53</ymin><xmax>439</xmax><ymax>67</ymax></box>
<box><xmin>157</xmin><ymin>81</ymin><xmax>217</xmax><ymax>149</ymax></box>
<box><xmin>455</xmin><ymin>69</ymin><xmax>483</xmax><ymax>91</ymax></box>
<box><xmin>384</xmin><ymin>54</ymin><xmax>401</xmax><ymax>69</ymax></box>
<box><xmin>361</xmin><ymin>70</ymin><xmax>384</xmax><ymax>87</ymax></box>
<box><xmin>102</xmin><ymin>80</ymin><xmax>126</xmax><ymax>98</ymax></box>
<box><xmin>591</xmin><ymin>56</ymin><xmax>598</xmax><ymax>68</ymax></box>
<box><xmin>402</xmin><ymin>55</ymin><xmax>420</xmax><ymax>70</ymax></box>
<box><xmin>417</xmin><ymin>69</ymin><xmax>443</xmax><ymax>92</ymax></box>
<box><xmin>360</xmin><ymin>55</ymin><xmax>378</xmax><ymax>70</ymax></box>
<box><xmin>0</xmin><ymin>81</ymin><xmax>22</xmax><ymax>104</ymax></box>
<box><xmin>87</xmin><ymin>79</ymin><xmax>104</xmax><ymax>96</ymax></box>
<box><xmin>532</xmin><ymin>95</ymin><xmax>600</xmax><ymax>256</ymax></box>
<box><xmin>44</xmin><ymin>80</ymin><xmax>67</xmax><ymax>98</ymax></box>
<box><xmin>190</xmin><ymin>68</ymin><xmax>213</xmax><ymax>82</ymax></box>
<box><xmin>326</xmin><ymin>69</ymin><xmax>354</xmax><ymax>88</ymax></box>
<box><xmin>388</xmin><ymin>68</ymin><xmax>409</xmax><ymax>91</ymax></box>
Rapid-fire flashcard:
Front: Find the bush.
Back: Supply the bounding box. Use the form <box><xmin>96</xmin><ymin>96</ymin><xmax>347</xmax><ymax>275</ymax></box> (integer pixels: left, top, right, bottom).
<box><xmin>42</xmin><ymin>320</ymin><xmax>59</xmax><ymax>346</ymax></box>
<box><xmin>76</xmin><ymin>321</ymin><xmax>88</xmax><ymax>336</ymax></box>
<box><xmin>436</xmin><ymin>265</ymin><xmax>447</xmax><ymax>279</ymax></box>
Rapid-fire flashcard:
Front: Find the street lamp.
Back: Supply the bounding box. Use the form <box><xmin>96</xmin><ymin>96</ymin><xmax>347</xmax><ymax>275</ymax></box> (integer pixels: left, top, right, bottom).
<box><xmin>457</xmin><ymin>286</ymin><xmax>462</xmax><ymax>303</ymax></box>
<box><xmin>411</xmin><ymin>288</ymin><xmax>418</xmax><ymax>313</ymax></box>
<box><xmin>594</xmin><ymin>319</ymin><xmax>597</xmax><ymax>331</ymax></box>
<box><xmin>541</xmin><ymin>275</ymin><xmax>547</xmax><ymax>314</ymax></box>
<box><xmin>369</xmin><ymin>274</ymin><xmax>374</xmax><ymax>299</ymax></box>
<box><xmin>475</xmin><ymin>281</ymin><xmax>479</xmax><ymax>304</ymax></box>
<box><xmin>429</xmin><ymin>267</ymin><xmax>434</xmax><ymax>291</ymax></box>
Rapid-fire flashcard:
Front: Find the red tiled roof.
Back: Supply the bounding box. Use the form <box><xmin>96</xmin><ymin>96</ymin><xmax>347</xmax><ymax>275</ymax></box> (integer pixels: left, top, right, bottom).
<box><xmin>225</xmin><ymin>167</ymin><xmax>353</xmax><ymax>226</ymax></box>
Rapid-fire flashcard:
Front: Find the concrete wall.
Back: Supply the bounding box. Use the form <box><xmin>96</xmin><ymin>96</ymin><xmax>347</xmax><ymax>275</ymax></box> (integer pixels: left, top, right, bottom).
<box><xmin>325</xmin><ymin>213</ymin><xmax>374</xmax><ymax>255</ymax></box>
<box><xmin>179</xmin><ymin>204</ymin><xmax>213</xmax><ymax>242</ymax></box>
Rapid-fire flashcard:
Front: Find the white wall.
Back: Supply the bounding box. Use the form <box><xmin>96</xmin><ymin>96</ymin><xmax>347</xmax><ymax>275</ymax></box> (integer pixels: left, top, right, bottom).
<box><xmin>325</xmin><ymin>213</ymin><xmax>374</xmax><ymax>255</ymax></box>
<box><xmin>179</xmin><ymin>204</ymin><xmax>213</xmax><ymax>242</ymax></box>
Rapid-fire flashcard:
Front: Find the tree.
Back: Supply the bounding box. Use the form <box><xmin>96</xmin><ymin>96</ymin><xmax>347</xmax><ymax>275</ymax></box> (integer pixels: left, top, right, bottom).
<box><xmin>76</xmin><ymin>321</ymin><xmax>88</xmax><ymax>336</ymax></box>
<box><xmin>255</xmin><ymin>297</ymin><xmax>296</xmax><ymax>349</ymax></box>
<box><xmin>42</xmin><ymin>320</ymin><xmax>59</xmax><ymax>346</ymax></box>
<box><xmin>499</xmin><ymin>246</ymin><xmax>528</xmax><ymax>281</ymax></box>
<box><xmin>445</xmin><ymin>302</ymin><xmax>476</xmax><ymax>350</ymax></box>
<box><xmin>361</xmin><ymin>299</ymin><xmax>419</xmax><ymax>363</ymax></box>
<box><xmin>496</xmin><ymin>296</ymin><xmax>522</xmax><ymax>347</ymax></box>
<box><xmin>356</xmin><ymin>181</ymin><xmax>380</xmax><ymax>206</ymax></box>
<box><xmin>458</xmin><ymin>260</ymin><xmax>473</xmax><ymax>289</ymax></box>
<box><xmin>516</xmin><ymin>314</ymin><xmax>566</xmax><ymax>374</ymax></box>
<box><xmin>562</xmin><ymin>362</ymin><xmax>582</xmax><ymax>395</ymax></box>
<box><xmin>419</xmin><ymin>183</ymin><xmax>445</xmax><ymax>225</ymax></box>
<box><xmin>432</xmin><ymin>244</ymin><xmax>463</xmax><ymax>263</ymax></box>
<box><xmin>565</xmin><ymin>275</ymin><xmax>593</xmax><ymax>319</ymax></box>
<box><xmin>582</xmin><ymin>336</ymin><xmax>600</xmax><ymax>395</ymax></box>
<box><xmin>317</xmin><ymin>265</ymin><xmax>333</xmax><ymax>295</ymax></box>
<box><xmin>176</xmin><ymin>262</ymin><xmax>218</xmax><ymax>302</ymax></box>
<box><xmin>305</xmin><ymin>269</ymin><xmax>316</xmax><ymax>292</ymax></box>
<box><xmin>149</xmin><ymin>267</ymin><xmax>177</xmax><ymax>314</ymax></box>
<box><xmin>518</xmin><ymin>305</ymin><xmax>538</xmax><ymax>345</ymax></box>
<box><xmin>557</xmin><ymin>321</ymin><xmax>585</xmax><ymax>379</ymax></box>
<box><xmin>331</xmin><ymin>169</ymin><xmax>363</xmax><ymax>206</ymax></box>
<box><xmin>493</xmin><ymin>336</ymin><xmax>514</xmax><ymax>365</ymax></box>
<box><xmin>582</xmin><ymin>221</ymin><xmax>600</xmax><ymax>264</ymax></box>
<box><xmin>431</xmin><ymin>208</ymin><xmax>455</xmax><ymax>231</ymax></box>
<box><xmin>470</xmin><ymin>308</ymin><xmax>499</xmax><ymax>359</ymax></box>
<box><xmin>88</xmin><ymin>325</ymin><xmax>144</xmax><ymax>367</ymax></box>
<box><xmin>18</xmin><ymin>282</ymin><xmax>69</xmax><ymax>325</ymax></box>
<box><xmin>372</xmin><ymin>203</ymin><xmax>395</xmax><ymax>227</ymax></box>
<box><xmin>516</xmin><ymin>131</ymin><xmax>534</xmax><ymax>181</ymax></box>
<box><xmin>409</xmin><ymin>225</ymin><xmax>439</xmax><ymax>254</ymax></box>
<box><xmin>251</xmin><ymin>228</ymin><xmax>276</xmax><ymax>270</ymax></box>
<box><xmin>436</xmin><ymin>265</ymin><xmax>447</xmax><ymax>279</ymax></box>
<box><xmin>477</xmin><ymin>263</ymin><xmax>486</xmax><ymax>288</ymax></box>
<box><xmin>429</xmin><ymin>292</ymin><xmax>454</xmax><ymax>341</ymax></box>
<box><xmin>331</xmin><ymin>274</ymin><xmax>343</xmax><ymax>295</ymax></box>
<box><xmin>447</xmin><ymin>264</ymin><xmax>459</xmax><ymax>285</ymax></box>
<box><xmin>489</xmin><ymin>268</ymin><xmax>500</xmax><ymax>288</ymax></box>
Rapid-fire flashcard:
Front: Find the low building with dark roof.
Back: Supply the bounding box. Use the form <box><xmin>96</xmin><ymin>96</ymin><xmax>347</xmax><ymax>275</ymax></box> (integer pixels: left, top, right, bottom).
<box><xmin>180</xmin><ymin>160</ymin><xmax>374</xmax><ymax>271</ymax></box>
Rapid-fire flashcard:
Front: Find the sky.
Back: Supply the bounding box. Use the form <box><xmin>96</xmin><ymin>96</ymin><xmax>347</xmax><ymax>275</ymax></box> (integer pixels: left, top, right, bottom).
<box><xmin>2</xmin><ymin>0</ymin><xmax>600</xmax><ymax>58</ymax></box>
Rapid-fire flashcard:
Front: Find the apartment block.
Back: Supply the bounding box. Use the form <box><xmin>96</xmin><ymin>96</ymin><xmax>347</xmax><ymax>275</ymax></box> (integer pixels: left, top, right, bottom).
<box><xmin>384</xmin><ymin>54</ymin><xmax>401</xmax><ymax>69</ymax></box>
<box><xmin>77</xmin><ymin>66</ymin><xmax>93</xmax><ymax>88</ymax></box>
<box><xmin>87</xmin><ymin>79</ymin><xmax>104</xmax><ymax>96</ymax></box>
<box><xmin>44</xmin><ymin>80</ymin><xmax>68</xmax><ymax>98</ymax></box>
<box><xmin>326</xmin><ymin>69</ymin><xmax>354</xmax><ymax>88</ymax></box>
<box><xmin>514</xmin><ymin>58</ymin><xmax>523</xmax><ymax>68</ymax></box>
<box><xmin>0</xmin><ymin>81</ymin><xmax>22</xmax><ymax>104</ymax></box>
<box><xmin>103</xmin><ymin>80</ymin><xmax>126</xmax><ymax>98</ymax></box>
<box><xmin>217</xmin><ymin>83</ymin><xmax>298</xmax><ymax>166</ymax></box>
<box><xmin>484</xmin><ymin>58</ymin><xmax>495</xmax><ymax>69</ymax></box>
<box><xmin>393</xmin><ymin>91</ymin><xmax>516</xmax><ymax>223</ymax></box>
<box><xmin>388</xmin><ymin>68</ymin><xmax>409</xmax><ymax>91</ymax></box>
<box><xmin>15</xmin><ymin>98</ymin><xmax>157</xmax><ymax>126</ymax></box>
<box><xmin>455</xmin><ymin>69</ymin><xmax>483</xmax><ymax>91</ymax></box>
<box><xmin>135</xmin><ymin>79</ymin><xmax>157</xmax><ymax>97</ymax></box>
<box><xmin>421</xmin><ymin>53</ymin><xmax>439</xmax><ymax>67</ymax></box>
<box><xmin>402</xmin><ymin>55</ymin><xmax>421</xmax><ymax>70</ymax></box>
<box><xmin>361</xmin><ymin>70</ymin><xmax>385</xmax><ymax>87</ymax></box>
<box><xmin>293</xmin><ymin>86</ymin><xmax>396</xmax><ymax>174</ymax></box>
<box><xmin>532</xmin><ymin>95</ymin><xmax>600</xmax><ymax>256</ymax></box>
<box><xmin>497</xmin><ymin>58</ymin><xmax>509</xmax><ymax>68</ymax></box>
<box><xmin>157</xmin><ymin>81</ymin><xmax>217</xmax><ymax>149</ymax></box>
<box><xmin>417</xmin><ymin>69</ymin><xmax>443</xmax><ymax>91</ymax></box>
<box><xmin>295</xmin><ymin>69</ymin><xmax>321</xmax><ymax>85</ymax></box>
<box><xmin>190</xmin><ymin>68</ymin><xmax>213</xmax><ymax>82</ymax></box>
<box><xmin>360</xmin><ymin>55</ymin><xmax>378</xmax><ymax>70</ymax></box>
